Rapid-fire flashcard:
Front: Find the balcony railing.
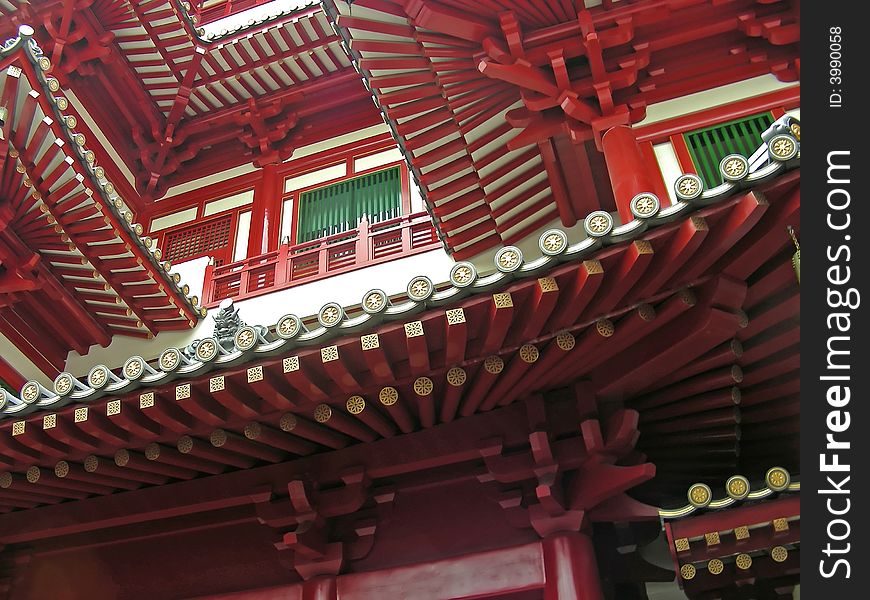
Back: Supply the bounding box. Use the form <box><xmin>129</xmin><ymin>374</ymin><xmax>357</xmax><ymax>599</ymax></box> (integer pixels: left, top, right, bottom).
<box><xmin>202</xmin><ymin>212</ymin><xmax>441</xmax><ymax>306</ymax></box>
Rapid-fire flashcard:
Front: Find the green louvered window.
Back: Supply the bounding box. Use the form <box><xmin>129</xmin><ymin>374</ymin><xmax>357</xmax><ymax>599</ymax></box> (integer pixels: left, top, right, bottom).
<box><xmin>684</xmin><ymin>112</ymin><xmax>774</xmax><ymax>189</ymax></box>
<box><xmin>296</xmin><ymin>166</ymin><xmax>402</xmax><ymax>243</ymax></box>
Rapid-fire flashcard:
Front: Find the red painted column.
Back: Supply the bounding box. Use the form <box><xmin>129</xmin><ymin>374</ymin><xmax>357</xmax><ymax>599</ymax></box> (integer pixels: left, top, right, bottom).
<box><xmin>542</xmin><ymin>533</ymin><xmax>604</xmax><ymax>600</ymax></box>
<box><xmin>302</xmin><ymin>577</ymin><xmax>337</xmax><ymax>600</ymax></box>
<box><xmin>247</xmin><ymin>165</ymin><xmax>283</xmax><ymax>257</ymax></box>
<box><xmin>601</xmin><ymin>126</ymin><xmax>656</xmax><ymax>224</ymax></box>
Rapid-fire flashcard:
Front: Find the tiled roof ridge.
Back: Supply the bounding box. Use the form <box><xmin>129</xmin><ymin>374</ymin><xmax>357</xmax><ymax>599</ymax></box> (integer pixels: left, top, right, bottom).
<box><xmin>0</xmin><ymin>115</ymin><xmax>800</xmax><ymax>417</ymax></box>
<box><xmin>659</xmin><ymin>466</ymin><xmax>801</xmax><ymax>520</ymax></box>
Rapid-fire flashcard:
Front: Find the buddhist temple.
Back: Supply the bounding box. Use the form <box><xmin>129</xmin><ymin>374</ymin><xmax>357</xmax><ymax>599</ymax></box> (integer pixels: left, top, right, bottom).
<box><xmin>0</xmin><ymin>1</ymin><xmax>800</xmax><ymax>598</ymax></box>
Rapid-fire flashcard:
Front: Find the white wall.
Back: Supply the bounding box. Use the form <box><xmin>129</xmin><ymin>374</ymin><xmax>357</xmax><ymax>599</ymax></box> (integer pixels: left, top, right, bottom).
<box><xmin>61</xmin><ymin>248</ymin><xmax>454</xmax><ymax>376</ymax></box>
<box><xmin>636</xmin><ymin>75</ymin><xmax>798</xmax><ymax>127</ymax></box>
<box><xmin>0</xmin><ymin>332</ymin><xmax>51</xmax><ymax>387</ymax></box>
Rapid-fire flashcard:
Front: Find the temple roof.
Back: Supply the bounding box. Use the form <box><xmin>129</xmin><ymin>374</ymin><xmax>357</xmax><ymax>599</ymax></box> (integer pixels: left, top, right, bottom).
<box><xmin>327</xmin><ymin>0</ymin><xmax>800</xmax><ymax>258</ymax></box>
<box><xmin>1</xmin><ymin>28</ymin><xmax>202</xmax><ymax>370</ymax></box>
<box><xmin>1</xmin><ymin>131</ymin><xmax>798</xmax><ymax>418</ymax></box>
<box><xmin>0</xmin><ymin>132</ymin><xmax>799</xmax><ymax>512</ymax></box>
<box><xmin>1</xmin><ymin>0</ymin><xmax>382</xmax><ymax>199</ymax></box>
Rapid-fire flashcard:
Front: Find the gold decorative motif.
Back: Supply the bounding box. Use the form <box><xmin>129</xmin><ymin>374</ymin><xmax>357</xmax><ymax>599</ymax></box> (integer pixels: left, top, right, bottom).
<box><xmin>451</xmin><ymin>264</ymin><xmax>475</xmax><ymax>286</ymax></box>
<box><xmin>107</xmin><ymin>400</ymin><xmax>121</xmax><ymax>416</ymax></box>
<box><xmin>55</xmin><ymin>461</ymin><xmax>70</xmax><ymax>478</ymax></box>
<box><xmin>210</xmin><ymin>377</ymin><xmax>226</xmax><ymax>392</ymax></box>
<box><xmin>538</xmin><ymin>277</ymin><xmax>558</xmax><ymax>293</ymax></box>
<box><xmin>160</xmin><ymin>349</ymin><xmax>180</xmax><ymax>371</ymax></box>
<box><xmin>283</xmin><ymin>356</ymin><xmax>300</xmax><ymax>372</ymax></box>
<box><xmin>541</xmin><ymin>230</ymin><xmax>567</xmax><ymax>254</ymax></box>
<box><xmin>708</xmin><ymin>559</ymin><xmax>724</xmax><ymax>575</ymax></box>
<box><xmin>735</xmin><ymin>553</ymin><xmax>752</xmax><ymax>570</ymax></box>
<box><xmin>587</xmin><ymin>213</ymin><xmax>611</xmax><ymax>234</ymax></box>
<box><xmin>196</xmin><ymin>339</ymin><xmax>217</xmax><ymax>361</ymax></box>
<box><xmin>484</xmin><ymin>355</ymin><xmax>504</xmax><ymax>374</ymax></box>
<box><xmin>347</xmin><ymin>396</ymin><xmax>366</xmax><ymax>415</ymax></box>
<box><xmin>446</xmin><ymin>308</ymin><xmax>466</xmax><ymax>325</ymax></box>
<box><xmin>705</xmin><ymin>532</ymin><xmax>720</xmax><ymax>546</ymax></box>
<box><xmin>0</xmin><ymin>472</ymin><xmax>11</xmax><ymax>488</ymax></box>
<box><xmin>734</xmin><ymin>525</ymin><xmax>750</xmax><ymax>540</ymax></box>
<box><xmin>675</xmin><ymin>538</ymin><xmax>690</xmax><ymax>552</ymax></box>
<box><xmin>408</xmin><ymin>277</ymin><xmax>432</xmax><ymax>299</ymax></box>
<box><xmin>321</xmin><ymin>346</ymin><xmax>339</xmax><ymax>362</ymax></box>
<box><xmin>43</xmin><ymin>414</ymin><xmax>57</xmax><ymax>429</ymax></box>
<box><xmin>493</xmin><ymin>292</ymin><xmax>513</xmax><ymax>309</ymax></box>
<box><xmin>210</xmin><ymin>429</ymin><xmax>228</xmax><ymax>447</ymax></box>
<box><xmin>21</xmin><ymin>382</ymin><xmax>40</xmax><ymax>403</ymax></box>
<box><xmin>277</xmin><ymin>315</ymin><xmax>300</xmax><ymax>338</ymax></box>
<box><xmin>12</xmin><ymin>421</ymin><xmax>26</xmax><ymax>436</ymax></box>
<box><xmin>766</xmin><ymin>467</ymin><xmax>790</xmax><ymax>491</ymax></box>
<box><xmin>280</xmin><ymin>413</ymin><xmax>298</xmax><ymax>431</ymax></box>
<box><xmin>771</xmin><ymin>546</ymin><xmax>788</xmax><ymax>563</ymax></box>
<box><xmin>631</xmin><ymin>193</ymin><xmax>659</xmax><ymax>218</ymax></box>
<box><xmin>584</xmin><ymin>259</ymin><xmax>603</xmax><ymax>275</ymax></box>
<box><xmin>637</xmin><ymin>304</ymin><xmax>656</xmax><ymax>321</ymax></box>
<box><xmin>74</xmin><ymin>407</ymin><xmax>88</xmax><ymax>422</ymax></box>
<box><xmin>38</xmin><ymin>56</ymin><xmax>51</xmax><ymax>71</ymax></box>
<box><xmin>789</xmin><ymin>122</ymin><xmax>800</xmax><ymax>141</ymax></box>
<box><xmin>314</xmin><ymin>404</ymin><xmax>332</xmax><ymax>423</ymax></box>
<box><xmin>176</xmin><ymin>384</ymin><xmax>191</xmax><ymax>400</ymax></box>
<box><xmin>54</xmin><ymin>373</ymin><xmax>73</xmax><ymax>395</ymax></box>
<box><xmin>496</xmin><ymin>248</ymin><xmax>521</xmax><ymax>271</ymax></box>
<box><xmin>361</xmin><ymin>333</ymin><xmax>380</xmax><ymax>350</ymax></box>
<box><xmin>519</xmin><ymin>344</ymin><xmax>539</xmax><ymax>363</ymax></box>
<box><xmin>772</xmin><ymin>517</ymin><xmax>789</xmax><ymax>532</ymax></box>
<box><xmin>596</xmin><ymin>319</ymin><xmax>615</xmax><ymax>337</ymax></box>
<box><xmin>726</xmin><ymin>475</ymin><xmax>750</xmax><ymax>500</ymax></box>
<box><xmin>140</xmin><ymin>392</ymin><xmax>155</xmax><ymax>409</ymax></box>
<box><xmin>679</xmin><ymin>564</ymin><xmax>696</xmax><ymax>580</ymax></box>
<box><xmin>145</xmin><ymin>444</ymin><xmax>161</xmax><ymax>460</ymax></box>
<box><xmin>771</xmin><ymin>137</ymin><xmax>795</xmax><ymax>159</ymax></box>
<box><xmin>235</xmin><ymin>327</ymin><xmax>256</xmax><ymax>349</ymax></box>
<box><xmin>319</xmin><ymin>304</ymin><xmax>342</xmax><ymax>326</ymax></box>
<box><xmin>675</xmin><ymin>174</ymin><xmax>703</xmax><ymax>200</ymax></box>
<box><xmin>556</xmin><ymin>332</ymin><xmax>575</xmax><ymax>351</ymax></box>
<box><xmin>84</xmin><ymin>455</ymin><xmax>99</xmax><ymax>471</ymax></box>
<box><xmin>177</xmin><ymin>436</ymin><xmax>194</xmax><ymax>454</ymax></box>
<box><xmin>379</xmin><ymin>386</ymin><xmax>399</xmax><ymax>406</ymax></box>
<box><xmin>114</xmin><ymin>449</ymin><xmax>131</xmax><ymax>466</ymax></box>
<box><xmin>405</xmin><ymin>321</ymin><xmax>424</xmax><ymax>337</ymax></box>
<box><xmin>446</xmin><ymin>367</ymin><xmax>467</xmax><ymax>386</ymax></box>
<box><xmin>688</xmin><ymin>483</ymin><xmax>712</xmax><ymax>508</ymax></box>
<box><xmin>46</xmin><ymin>77</ymin><xmax>60</xmax><ymax>92</ymax></box>
<box><xmin>247</xmin><ymin>366</ymin><xmax>264</xmax><ymax>383</ymax></box>
<box><xmin>414</xmin><ymin>377</ymin><xmax>434</xmax><ymax>396</ymax></box>
<box><xmin>363</xmin><ymin>290</ymin><xmax>386</xmax><ymax>312</ymax></box>
<box><xmin>26</xmin><ymin>466</ymin><xmax>41</xmax><ymax>483</ymax></box>
<box><xmin>721</xmin><ymin>156</ymin><xmax>748</xmax><ymax>180</ymax></box>
<box><xmin>244</xmin><ymin>423</ymin><xmax>262</xmax><ymax>440</ymax></box>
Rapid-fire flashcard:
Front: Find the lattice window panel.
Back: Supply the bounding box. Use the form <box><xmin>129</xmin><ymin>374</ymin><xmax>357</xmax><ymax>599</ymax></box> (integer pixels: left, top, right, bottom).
<box><xmin>297</xmin><ymin>166</ymin><xmax>402</xmax><ymax>243</ymax></box>
<box><xmin>163</xmin><ymin>214</ymin><xmax>232</xmax><ymax>266</ymax></box>
<box><xmin>684</xmin><ymin>112</ymin><xmax>775</xmax><ymax>189</ymax></box>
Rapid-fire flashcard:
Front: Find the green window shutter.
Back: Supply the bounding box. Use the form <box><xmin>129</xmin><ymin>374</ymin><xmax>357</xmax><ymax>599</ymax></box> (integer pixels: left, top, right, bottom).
<box><xmin>297</xmin><ymin>166</ymin><xmax>402</xmax><ymax>243</ymax></box>
<box><xmin>684</xmin><ymin>112</ymin><xmax>774</xmax><ymax>189</ymax></box>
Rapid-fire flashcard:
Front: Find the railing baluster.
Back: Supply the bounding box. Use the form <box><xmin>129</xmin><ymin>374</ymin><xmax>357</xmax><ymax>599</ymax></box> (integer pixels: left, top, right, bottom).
<box><xmin>200</xmin><ymin>212</ymin><xmax>439</xmax><ymax>306</ymax></box>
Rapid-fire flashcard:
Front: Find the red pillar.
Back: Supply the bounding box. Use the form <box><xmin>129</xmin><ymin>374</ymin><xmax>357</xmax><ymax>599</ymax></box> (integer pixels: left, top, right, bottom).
<box><xmin>302</xmin><ymin>577</ymin><xmax>337</xmax><ymax>600</ymax></box>
<box><xmin>247</xmin><ymin>165</ymin><xmax>283</xmax><ymax>258</ymax></box>
<box><xmin>542</xmin><ymin>533</ymin><xmax>604</xmax><ymax>600</ymax></box>
<box><xmin>601</xmin><ymin>126</ymin><xmax>656</xmax><ymax>224</ymax></box>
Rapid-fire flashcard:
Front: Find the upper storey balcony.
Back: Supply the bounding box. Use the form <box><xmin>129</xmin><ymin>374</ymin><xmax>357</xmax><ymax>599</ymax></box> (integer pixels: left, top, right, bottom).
<box><xmin>145</xmin><ymin>129</ymin><xmax>444</xmax><ymax>308</ymax></box>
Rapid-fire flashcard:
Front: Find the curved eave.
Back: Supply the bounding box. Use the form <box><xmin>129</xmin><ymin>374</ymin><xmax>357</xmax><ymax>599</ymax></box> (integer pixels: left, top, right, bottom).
<box><xmin>1</xmin><ymin>32</ymin><xmax>202</xmax><ymax>329</ymax></box>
